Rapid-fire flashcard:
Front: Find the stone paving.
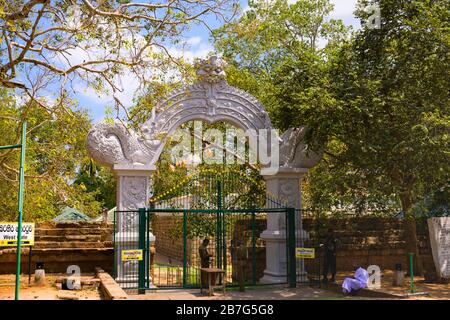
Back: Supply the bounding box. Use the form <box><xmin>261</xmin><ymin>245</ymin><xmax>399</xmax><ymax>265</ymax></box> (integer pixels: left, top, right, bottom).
<box><xmin>130</xmin><ymin>285</ymin><xmax>377</xmax><ymax>300</ymax></box>
<box><xmin>131</xmin><ymin>270</ymin><xmax>450</xmax><ymax>300</ymax></box>
<box><xmin>1</xmin><ymin>271</ymin><xmax>449</xmax><ymax>300</ymax></box>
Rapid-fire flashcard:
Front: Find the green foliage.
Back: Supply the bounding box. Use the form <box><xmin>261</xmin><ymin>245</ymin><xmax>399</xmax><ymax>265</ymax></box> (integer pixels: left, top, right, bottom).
<box><xmin>412</xmin><ymin>185</ymin><xmax>450</xmax><ymax>218</ymax></box>
<box><xmin>0</xmin><ymin>89</ymin><xmax>103</xmax><ymax>221</ymax></box>
<box><xmin>73</xmin><ymin>159</ymin><xmax>116</xmax><ymax>210</ymax></box>
<box><xmin>213</xmin><ymin>0</ymin><xmax>449</xmax><ymax>215</ymax></box>
<box><xmin>324</xmin><ymin>0</ymin><xmax>450</xmax><ymax>211</ymax></box>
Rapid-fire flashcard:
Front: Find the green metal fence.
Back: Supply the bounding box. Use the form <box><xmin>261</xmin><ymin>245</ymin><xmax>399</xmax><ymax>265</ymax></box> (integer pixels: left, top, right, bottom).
<box><xmin>114</xmin><ymin>207</ymin><xmax>297</xmax><ymax>291</ymax></box>
<box><xmin>113</xmin><ymin>208</ymin><xmax>152</xmax><ymax>293</ymax></box>
<box><xmin>113</xmin><ymin>168</ymin><xmax>307</xmax><ymax>292</ymax></box>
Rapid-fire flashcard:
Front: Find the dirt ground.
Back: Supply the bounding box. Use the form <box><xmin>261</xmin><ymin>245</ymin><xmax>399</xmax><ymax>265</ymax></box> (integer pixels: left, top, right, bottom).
<box><xmin>0</xmin><ymin>274</ymin><xmax>103</xmax><ymax>300</ymax></box>
<box><xmin>1</xmin><ymin>270</ymin><xmax>449</xmax><ymax>300</ymax></box>
<box><xmin>132</xmin><ymin>270</ymin><xmax>450</xmax><ymax>300</ymax></box>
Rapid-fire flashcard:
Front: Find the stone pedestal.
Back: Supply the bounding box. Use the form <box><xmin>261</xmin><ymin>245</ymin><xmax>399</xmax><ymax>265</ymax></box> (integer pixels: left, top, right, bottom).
<box><xmin>427</xmin><ymin>217</ymin><xmax>450</xmax><ymax>280</ymax></box>
<box><xmin>260</xmin><ymin>167</ymin><xmax>309</xmax><ymax>284</ymax></box>
<box><xmin>114</xmin><ymin>164</ymin><xmax>156</xmax><ymax>286</ymax></box>
<box><xmin>34</xmin><ymin>269</ymin><xmax>46</xmax><ymax>286</ymax></box>
<box><xmin>114</xmin><ymin>164</ymin><xmax>155</xmax><ymax>211</ymax></box>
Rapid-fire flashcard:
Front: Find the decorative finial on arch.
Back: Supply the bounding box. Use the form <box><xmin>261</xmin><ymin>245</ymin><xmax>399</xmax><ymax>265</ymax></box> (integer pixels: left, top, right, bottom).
<box><xmin>195</xmin><ymin>56</ymin><xmax>227</xmax><ymax>84</ymax></box>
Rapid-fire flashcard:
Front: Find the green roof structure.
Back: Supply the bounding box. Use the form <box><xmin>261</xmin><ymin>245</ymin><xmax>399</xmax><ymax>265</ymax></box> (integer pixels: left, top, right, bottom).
<box><xmin>53</xmin><ymin>207</ymin><xmax>91</xmax><ymax>222</ymax></box>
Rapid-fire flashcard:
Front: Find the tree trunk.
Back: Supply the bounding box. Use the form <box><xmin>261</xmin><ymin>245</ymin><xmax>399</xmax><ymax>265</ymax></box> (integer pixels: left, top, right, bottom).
<box><xmin>400</xmin><ymin>190</ymin><xmax>423</xmax><ymax>276</ymax></box>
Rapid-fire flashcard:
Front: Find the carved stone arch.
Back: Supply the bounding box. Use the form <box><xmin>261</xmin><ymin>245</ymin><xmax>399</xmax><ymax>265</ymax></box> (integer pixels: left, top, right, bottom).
<box><xmin>88</xmin><ymin>56</ymin><xmax>282</xmax><ymax>168</ymax></box>
<box><xmin>141</xmin><ymin>76</ymin><xmax>274</xmax><ymax>165</ymax></box>
<box><xmin>87</xmin><ymin>56</ymin><xmax>322</xmax><ymax>170</ymax></box>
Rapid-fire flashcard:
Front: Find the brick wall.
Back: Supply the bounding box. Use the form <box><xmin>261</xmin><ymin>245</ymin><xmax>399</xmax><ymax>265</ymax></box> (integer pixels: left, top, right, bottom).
<box><xmin>151</xmin><ymin>214</ymin><xmax>187</xmax><ymax>264</ymax></box>
<box><xmin>151</xmin><ymin>215</ymin><xmax>267</xmax><ymax>273</ymax></box>
<box><xmin>230</xmin><ymin>218</ymin><xmax>267</xmax><ymax>282</ymax></box>
<box><xmin>0</xmin><ymin>221</ymin><xmax>114</xmax><ymax>274</ymax></box>
<box><xmin>302</xmin><ymin>217</ymin><xmax>434</xmax><ymax>274</ymax></box>
<box><xmin>152</xmin><ymin>215</ymin><xmax>435</xmax><ymax>276</ymax></box>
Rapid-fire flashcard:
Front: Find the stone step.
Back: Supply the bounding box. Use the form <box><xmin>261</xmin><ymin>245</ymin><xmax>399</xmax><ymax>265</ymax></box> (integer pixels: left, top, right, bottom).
<box><xmin>35</xmin><ymin>228</ymin><xmax>113</xmax><ymax>236</ymax></box>
<box><xmin>96</xmin><ymin>268</ymin><xmax>128</xmax><ymax>300</ymax></box>
<box><xmin>0</xmin><ymin>247</ymin><xmax>113</xmax><ymax>260</ymax></box>
<box><xmin>33</xmin><ymin>241</ymin><xmax>113</xmax><ymax>249</ymax></box>
<box><xmin>37</xmin><ymin>221</ymin><xmax>112</xmax><ymax>229</ymax></box>
<box><xmin>34</xmin><ymin>235</ymin><xmax>103</xmax><ymax>242</ymax></box>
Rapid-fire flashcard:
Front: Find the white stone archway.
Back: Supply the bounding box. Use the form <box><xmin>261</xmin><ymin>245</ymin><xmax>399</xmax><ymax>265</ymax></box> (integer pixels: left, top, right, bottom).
<box><xmin>87</xmin><ymin>56</ymin><xmax>322</xmax><ymax>285</ymax></box>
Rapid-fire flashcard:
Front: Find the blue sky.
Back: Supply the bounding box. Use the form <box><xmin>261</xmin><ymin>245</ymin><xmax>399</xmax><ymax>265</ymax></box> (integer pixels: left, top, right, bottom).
<box><xmin>80</xmin><ymin>0</ymin><xmax>360</xmax><ymax>123</ymax></box>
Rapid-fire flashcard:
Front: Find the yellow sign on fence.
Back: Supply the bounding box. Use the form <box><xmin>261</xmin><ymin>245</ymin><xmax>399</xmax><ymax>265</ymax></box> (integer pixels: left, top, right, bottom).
<box><xmin>121</xmin><ymin>249</ymin><xmax>143</xmax><ymax>261</ymax></box>
<box><xmin>296</xmin><ymin>247</ymin><xmax>315</xmax><ymax>259</ymax></box>
<box><xmin>0</xmin><ymin>222</ymin><xmax>35</xmax><ymax>247</ymax></box>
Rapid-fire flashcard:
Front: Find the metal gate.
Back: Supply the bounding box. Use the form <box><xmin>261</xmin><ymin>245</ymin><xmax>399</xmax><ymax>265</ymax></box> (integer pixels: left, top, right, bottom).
<box><xmin>113</xmin><ymin>168</ymin><xmax>300</xmax><ymax>292</ymax></box>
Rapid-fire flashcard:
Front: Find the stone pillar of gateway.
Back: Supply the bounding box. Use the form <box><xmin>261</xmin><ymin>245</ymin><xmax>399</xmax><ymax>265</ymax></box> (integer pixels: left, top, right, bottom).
<box><xmin>86</xmin><ymin>56</ymin><xmax>323</xmax><ymax>286</ymax></box>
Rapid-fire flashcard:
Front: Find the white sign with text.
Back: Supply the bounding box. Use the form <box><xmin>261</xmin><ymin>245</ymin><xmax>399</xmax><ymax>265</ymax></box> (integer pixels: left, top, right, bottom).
<box><xmin>0</xmin><ymin>222</ymin><xmax>35</xmax><ymax>246</ymax></box>
<box><xmin>428</xmin><ymin>217</ymin><xmax>450</xmax><ymax>279</ymax></box>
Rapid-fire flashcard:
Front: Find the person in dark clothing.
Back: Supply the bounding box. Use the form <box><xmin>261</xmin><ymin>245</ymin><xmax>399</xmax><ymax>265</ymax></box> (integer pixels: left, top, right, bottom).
<box><xmin>199</xmin><ymin>238</ymin><xmax>212</xmax><ymax>268</ymax></box>
<box><xmin>235</xmin><ymin>239</ymin><xmax>248</xmax><ymax>292</ymax></box>
<box><xmin>199</xmin><ymin>238</ymin><xmax>213</xmax><ymax>287</ymax></box>
<box><xmin>323</xmin><ymin>228</ymin><xmax>338</xmax><ymax>283</ymax></box>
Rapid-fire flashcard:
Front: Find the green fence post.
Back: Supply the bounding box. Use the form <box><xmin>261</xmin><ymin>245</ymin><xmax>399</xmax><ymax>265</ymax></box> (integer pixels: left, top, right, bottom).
<box><xmin>138</xmin><ymin>208</ymin><xmax>146</xmax><ymax>294</ymax></box>
<box><xmin>15</xmin><ymin>121</ymin><xmax>27</xmax><ymax>301</ymax></box>
<box><xmin>409</xmin><ymin>252</ymin><xmax>415</xmax><ymax>294</ymax></box>
<box><xmin>287</xmin><ymin>208</ymin><xmax>296</xmax><ymax>288</ymax></box>
<box><xmin>251</xmin><ymin>211</ymin><xmax>257</xmax><ymax>285</ymax></box>
<box><xmin>216</xmin><ymin>180</ymin><xmax>222</xmax><ymax>269</ymax></box>
<box><xmin>183</xmin><ymin>210</ymin><xmax>187</xmax><ymax>287</ymax></box>
<box><xmin>113</xmin><ymin>211</ymin><xmax>117</xmax><ymax>279</ymax></box>
<box><xmin>146</xmin><ymin>211</ymin><xmax>151</xmax><ymax>289</ymax></box>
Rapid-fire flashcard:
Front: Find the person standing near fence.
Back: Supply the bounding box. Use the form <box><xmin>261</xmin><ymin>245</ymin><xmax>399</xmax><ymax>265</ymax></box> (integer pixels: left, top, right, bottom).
<box><xmin>199</xmin><ymin>238</ymin><xmax>213</xmax><ymax>287</ymax></box>
<box><xmin>323</xmin><ymin>228</ymin><xmax>338</xmax><ymax>284</ymax></box>
<box><xmin>236</xmin><ymin>239</ymin><xmax>248</xmax><ymax>292</ymax></box>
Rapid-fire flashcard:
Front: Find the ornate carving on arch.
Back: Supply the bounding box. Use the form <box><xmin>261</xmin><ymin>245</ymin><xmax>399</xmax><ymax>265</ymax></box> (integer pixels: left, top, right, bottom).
<box><xmin>121</xmin><ymin>176</ymin><xmax>148</xmax><ymax>210</ymax></box>
<box><xmin>279</xmin><ymin>127</ymin><xmax>323</xmax><ymax>169</ymax></box>
<box><xmin>86</xmin><ymin>120</ymin><xmax>158</xmax><ymax>167</ymax></box>
<box><xmin>278</xmin><ymin>178</ymin><xmax>299</xmax><ymax>209</ymax></box>
<box><xmin>87</xmin><ymin>56</ymin><xmax>275</xmax><ymax>167</ymax></box>
<box><xmin>138</xmin><ymin>56</ymin><xmax>275</xmax><ymax>164</ymax></box>
<box><xmin>86</xmin><ymin>56</ymin><xmax>323</xmax><ymax>170</ymax></box>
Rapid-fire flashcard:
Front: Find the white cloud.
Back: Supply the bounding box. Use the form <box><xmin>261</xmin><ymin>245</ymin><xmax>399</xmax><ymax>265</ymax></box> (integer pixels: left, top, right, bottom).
<box><xmin>169</xmin><ymin>43</ymin><xmax>213</xmax><ymax>62</ymax></box>
<box><xmin>330</xmin><ymin>0</ymin><xmax>358</xmax><ymax>19</ymax></box>
<box><xmin>184</xmin><ymin>36</ymin><xmax>203</xmax><ymax>46</ymax></box>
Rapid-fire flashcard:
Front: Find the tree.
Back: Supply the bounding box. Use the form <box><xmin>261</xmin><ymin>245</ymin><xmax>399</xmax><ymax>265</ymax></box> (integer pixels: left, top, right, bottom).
<box><xmin>326</xmin><ymin>0</ymin><xmax>450</xmax><ymax>273</ymax></box>
<box><xmin>0</xmin><ymin>0</ymin><xmax>238</xmax><ymax>219</ymax></box>
<box><xmin>0</xmin><ymin>88</ymin><xmax>103</xmax><ymax>221</ymax></box>
<box><xmin>214</xmin><ymin>0</ymin><xmax>449</xmax><ymax>274</ymax></box>
<box><xmin>1</xmin><ymin>0</ymin><xmax>236</xmax><ymax>115</ymax></box>
<box><xmin>213</xmin><ymin>0</ymin><xmax>358</xmax><ymax>210</ymax></box>
<box><xmin>213</xmin><ymin>0</ymin><xmax>348</xmax><ymax>125</ymax></box>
